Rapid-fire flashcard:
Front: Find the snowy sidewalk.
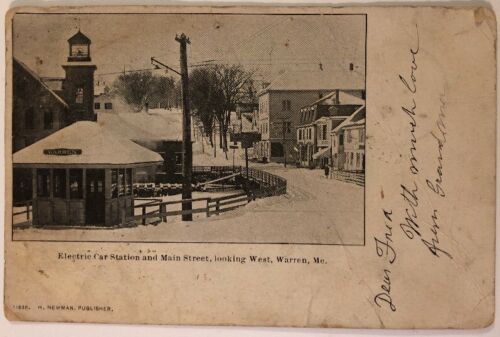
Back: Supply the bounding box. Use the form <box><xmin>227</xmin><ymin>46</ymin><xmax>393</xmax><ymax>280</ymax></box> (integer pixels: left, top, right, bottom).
<box><xmin>13</xmin><ymin>164</ymin><xmax>364</xmax><ymax>245</ymax></box>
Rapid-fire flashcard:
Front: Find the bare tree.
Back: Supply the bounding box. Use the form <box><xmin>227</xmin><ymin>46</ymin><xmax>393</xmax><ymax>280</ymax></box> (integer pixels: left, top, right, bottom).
<box><xmin>213</xmin><ymin>64</ymin><xmax>255</xmax><ymax>157</ymax></box>
<box><xmin>113</xmin><ymin>71</ymin><xmax>176</xmax><ymax>112</ymax></box>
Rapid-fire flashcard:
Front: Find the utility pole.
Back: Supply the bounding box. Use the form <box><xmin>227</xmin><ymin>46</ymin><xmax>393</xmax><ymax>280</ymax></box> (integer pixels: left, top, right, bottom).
<box><xmin>282</xmin><ymin>121</ymin><xmax>287</xmax><ymax>168</ymax></box>
<box><xmin>176</xmin><ymin>33</ymin><xmax>192</xmax><ymax>221</ymax></box>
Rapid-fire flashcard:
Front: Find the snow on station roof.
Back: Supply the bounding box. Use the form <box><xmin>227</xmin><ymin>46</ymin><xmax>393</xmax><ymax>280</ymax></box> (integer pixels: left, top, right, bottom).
<box><xmin>13</xmin><ymin>121</ymin><xmax>163</xmax><ymax>167</ymax></box>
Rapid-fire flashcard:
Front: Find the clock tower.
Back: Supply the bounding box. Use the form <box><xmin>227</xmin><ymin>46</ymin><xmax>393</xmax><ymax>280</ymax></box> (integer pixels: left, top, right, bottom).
<box><xmin>62</xmin><ymin>30</ymin><xmax>97</xmax><ymax>122</ymax></box>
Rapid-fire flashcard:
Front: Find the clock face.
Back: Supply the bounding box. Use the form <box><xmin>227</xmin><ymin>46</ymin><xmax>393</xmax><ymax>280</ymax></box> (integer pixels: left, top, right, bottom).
<box><xmin>71</xmin><ymin>44</ymin><xmax>88</xmax><ymax>57</ymax></box>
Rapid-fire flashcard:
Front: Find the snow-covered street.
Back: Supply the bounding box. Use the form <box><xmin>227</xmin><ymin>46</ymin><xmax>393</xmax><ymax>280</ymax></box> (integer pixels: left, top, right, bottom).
<box><xmin>13</xmin><ymin>163</ymin><xmax>364</xmax><ymax>244</ymax></box>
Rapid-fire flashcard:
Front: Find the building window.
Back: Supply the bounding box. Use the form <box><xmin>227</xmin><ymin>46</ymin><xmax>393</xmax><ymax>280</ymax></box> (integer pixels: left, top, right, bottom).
<box><xmin>76</xmin><ymin>87</ymin><xmax>84</xmax><ymax>104</ymax></box>
<box><xmin>111</xmin><ymin>169</ymin><xmax>118</xmax><ymax>198</ymax></box>
<box><xmin>322</xmin><ymin>124</ymin><xmax>327</xmax><ymax>140</ymax></box>
<box><xmin>347</xmin><ymin>130</ymin><xmax>352</xmax><ymax>143</ymax></box>
<box><xmin>282</xmin><ymin>100</ymin><xmax>291</xmax><ymax>111</ymax></box>
<box><xmin>360</xmin><ymin>128</ymin><xmax>365</xmax><ymax>143</ymax></box>
<box><xmin>25</xmin><ymin>107</ymin><xmax>34</xmax><ymax>129</ymax></box>
<box><xmin>105</xmin><ymin>103</ymin><xmax>113</xmax><ymax>109</ymax></box>
<box><xmin>285</xmin><ymin>121</ymin><xmax>291</xmax><ymax>133</ymax></box>
<box><xmin>69</xmin><ymin>169</ymin><xmax>83</xmax><ymax>199</ymax></box>
<box><xmin>43</xmin><ymin>109</ymin><xmax>53</xmax><ymax>130</ymax></box>
<box><xmin>356</xmin><ymin>153</ymin><xmax>360</xmax><ymax>168</ymax></box>
<box><xmin>94</xmin><ymin>102</ymin><xmax>101</xmax><ymax>110</ymax></box>
<box><xmin>339</xmin><ymin>133</ymin><xmax>344</xmax><ymax>146</ymax></box>
<box><xmin>53</xmin><ymin>169</ymin><xmax>66</xmax><ymax>198</ymax></box>
<box><xmin>37</xmin><ymin>169</ymin><xmax>51</xmax><ymax>197</ymax></box>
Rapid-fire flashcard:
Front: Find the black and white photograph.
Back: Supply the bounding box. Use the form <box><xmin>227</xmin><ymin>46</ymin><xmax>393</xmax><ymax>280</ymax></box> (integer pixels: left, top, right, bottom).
<box><xmin>3</xmin><ymin>4</ymin><xmax>498</xmax><ymax>332</ymax></box>
<box><xmin>11</xmin><ymin>12</ymin><xmax>366</xmax><ymax>244</ymax></box>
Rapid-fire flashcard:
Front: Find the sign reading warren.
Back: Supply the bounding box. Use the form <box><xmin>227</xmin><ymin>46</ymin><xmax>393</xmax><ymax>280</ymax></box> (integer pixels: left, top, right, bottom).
<box><xmin>43</xmin><ymin>148</ymin><xmax>82</xmax><ymax>156</ymax></box>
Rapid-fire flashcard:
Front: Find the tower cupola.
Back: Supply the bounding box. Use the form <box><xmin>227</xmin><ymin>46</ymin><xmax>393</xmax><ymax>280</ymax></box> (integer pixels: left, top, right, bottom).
<box><xmin>67</xmin><ymin>30</ymin><xmax>91</xmax><ymax>62</ymax></box>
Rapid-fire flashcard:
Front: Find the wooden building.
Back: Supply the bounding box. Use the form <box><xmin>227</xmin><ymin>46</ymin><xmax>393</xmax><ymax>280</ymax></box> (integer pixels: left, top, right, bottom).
<box><xmin>330</xmin><ymin>106</ymin><xmax>366</xmax><ymax>171</ymax></box>
<box><xmin>13</xmin><ymin>122</ymin><xmax>163</xmax><ymax>227</ymax></box>
<box><xmin>296</xmin><ymin>91</ymin><xmax>363</xmax><ymax>168</ymax></box>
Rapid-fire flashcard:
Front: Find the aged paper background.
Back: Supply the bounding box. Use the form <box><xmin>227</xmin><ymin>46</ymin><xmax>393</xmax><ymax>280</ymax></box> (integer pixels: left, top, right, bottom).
<box><xmin>1</xmin><ymin>1</ymin><xmax>498</xmax><ymax>334</ymax></box>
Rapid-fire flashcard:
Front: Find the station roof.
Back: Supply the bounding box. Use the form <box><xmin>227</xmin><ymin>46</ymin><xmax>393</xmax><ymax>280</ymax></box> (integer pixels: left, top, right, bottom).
<box><xmin>13</xmin><ymin>121</ymin><xmax>163</xmax><ymax>167</ymax></box>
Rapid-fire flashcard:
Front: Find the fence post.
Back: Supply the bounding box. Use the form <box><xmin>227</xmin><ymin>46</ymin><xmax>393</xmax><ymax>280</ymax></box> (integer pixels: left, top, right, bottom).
<box><xmin>206</xmin><ymin>198</ymin><xmax>211</xmax><ymax>217</ymax></box>
<box><xmin>216</xmin><ymin>200</ymin><xmax>220</xmax><ymax>214</ymax></box>
<box><xmin>160</xmin><ymin>204</ymin><xmax>167</xmax><ymax>222</ymax></box>
<box><xmin>26</xmin><ymin>203</ymin><xmax>30</xmax><ymax>220</ymax></box>
<box><xmin>142</xmin><ymin>206</ymin><xmax>146</xmax><ymax>225</ymax></box>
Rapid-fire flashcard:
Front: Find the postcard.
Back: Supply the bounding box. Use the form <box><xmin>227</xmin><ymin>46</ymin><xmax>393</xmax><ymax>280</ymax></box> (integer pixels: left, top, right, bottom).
<box><xmin>3</xmin><ymin>5</ymin><xmax>496</xmax><ymax>328</ymax></box>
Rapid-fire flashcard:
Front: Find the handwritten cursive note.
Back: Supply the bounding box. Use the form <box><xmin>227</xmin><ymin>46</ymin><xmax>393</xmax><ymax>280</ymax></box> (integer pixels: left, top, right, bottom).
<box><xmin>373</xmin><ymin>23</ymin><xmax>453</xmax><ymax>314</ymax></box>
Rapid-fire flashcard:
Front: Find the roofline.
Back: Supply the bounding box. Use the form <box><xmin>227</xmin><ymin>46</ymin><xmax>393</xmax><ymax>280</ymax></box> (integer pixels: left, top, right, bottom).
<box><xmin>13</xmin><ymin>161</ymin><xmax>163</xmax><ymax>168</ymax></box>
<box><xmin>14</xmin><ymin>58</ymin><xmax>69</xmax><ymax>108</ymax></box>
<box><xmin>258</xmin><ymin>88</ymin><xmax>338</xmax><ymax>96</ymax></box>
<box><xmin>330</xmin><ymin>105</ymin><xmax>366</xmax><ymax>134</ymax></box>
<box><xmin>343</xmin><ymin>121</ymin><xmax>366</xmax><ymax>129</ymax></box>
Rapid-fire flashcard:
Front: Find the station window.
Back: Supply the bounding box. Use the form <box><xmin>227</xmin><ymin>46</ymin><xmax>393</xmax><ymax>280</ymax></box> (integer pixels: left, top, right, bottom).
<box><xmin>118</xmin><ymin>169</ymin><xmax>125</xmax><ymax>197</ymax></box>
<box><xmin>125</xmin><ymin>168</ymin><xmax>132</xmax><ymax>195</ymax></box>
<box><xmin>111</xmin><ymin>169</ymin><xmax>118</xmax><ymax>198</ymax></box>
<box><xmin>94</xmin><ymin>102</ymin><xmax>101</xmax><ymax>110</ymax></box>
<box><xmin>53</xmin><ymin>169</ymin><xmax>66</xmax><ymax>198</ymax></box>
<box><xmin>37</xmin><ymin>169</ymin><xmax>50</xmax><ymax>197</ymax></box>
<box><xmin>69</xmin><ymin>169</ymin><xmax>83</xmax><ymax>199</ymax></box>
<box><xmin>105</xmin><ymin>103</ymin><xmax>113</xmax><ymax>110</ymax></box>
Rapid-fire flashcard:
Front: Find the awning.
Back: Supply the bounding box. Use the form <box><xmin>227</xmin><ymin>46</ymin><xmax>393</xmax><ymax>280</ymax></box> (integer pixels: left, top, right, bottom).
<box><xmin>13</xmin><ymin>121</ymin><xmax>163</xmax><ymax>167</ymax></box>
<box><xmin>312</xmin><ymin>147</ymin><xmax>331</xmax><ymax>160</ymax></box>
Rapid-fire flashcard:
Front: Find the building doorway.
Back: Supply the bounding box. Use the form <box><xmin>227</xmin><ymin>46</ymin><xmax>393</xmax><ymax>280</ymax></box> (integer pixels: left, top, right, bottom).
<box><xmin>86</xmin><ymin>169</ymin><xmax>105</xmax><ymax>224</ymax></box>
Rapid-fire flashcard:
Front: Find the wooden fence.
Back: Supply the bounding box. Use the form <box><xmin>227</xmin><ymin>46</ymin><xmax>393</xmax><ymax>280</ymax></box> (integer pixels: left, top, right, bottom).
<box><xmin>13</xmin><ymin>200</ymin><xmax>32</xmax><ymax>221</ymax></box>
<box><xmin>127</xmin><ymin>166</ymin><xmax>287</xmax><ymax>226</ymax></box>
<box><xmin>330</xmin><ymin>170</ymin><xmax>365</xmax><ymax>186</ymax></box>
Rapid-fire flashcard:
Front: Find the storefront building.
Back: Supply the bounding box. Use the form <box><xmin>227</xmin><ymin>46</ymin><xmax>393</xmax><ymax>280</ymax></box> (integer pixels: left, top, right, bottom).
<box><xmin>13</xmin><ymin>121</ymin><xmax>163</xmax><ymax>227</ymax></box>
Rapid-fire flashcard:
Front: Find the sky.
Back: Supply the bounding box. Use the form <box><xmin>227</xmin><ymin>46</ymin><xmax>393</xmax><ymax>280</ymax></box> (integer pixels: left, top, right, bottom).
<box><xmin>12</xmin><ymin>13</ymin><xmax>366</xmax><ymax>87</ymax></box>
